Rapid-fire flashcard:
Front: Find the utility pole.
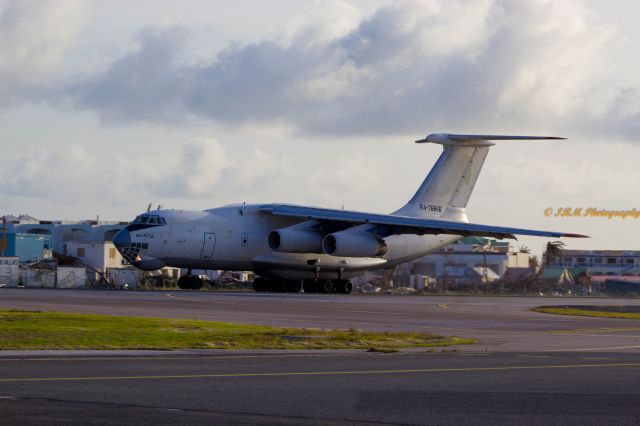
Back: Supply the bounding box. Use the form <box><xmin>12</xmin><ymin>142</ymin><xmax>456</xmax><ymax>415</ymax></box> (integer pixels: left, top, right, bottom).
<box><xmin>481</xmin><ymin>240</ymin><xmax>494</xmax><ymax>294</ymax></box>
<box><xmin>1</xmin><ymin>216</ymin><xmax>6</xmax><ymax>257</ymax></box>
<box><xmin>482</xmin><ymin>247</ymin><xmax>488</xmax><ymax>294</ymax></box>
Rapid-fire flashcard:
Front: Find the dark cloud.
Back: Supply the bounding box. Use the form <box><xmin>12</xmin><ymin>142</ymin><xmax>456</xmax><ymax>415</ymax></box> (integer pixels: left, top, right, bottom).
<box><xmin>10</xmin><ymin>1</ymin><xmax>640</xmax><ymax>138</ymax></box>
<box><xmin>69</xmin><ymin>27</ymin><xmax>190</xmax><ymax>125</ymax></box>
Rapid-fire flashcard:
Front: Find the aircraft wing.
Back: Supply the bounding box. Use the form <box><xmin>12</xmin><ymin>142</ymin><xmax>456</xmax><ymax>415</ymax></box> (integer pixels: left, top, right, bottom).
<box><xmin>258</xmin><ymin>204</ymin><xmax>588</xmax><ymax>240</ymax></box>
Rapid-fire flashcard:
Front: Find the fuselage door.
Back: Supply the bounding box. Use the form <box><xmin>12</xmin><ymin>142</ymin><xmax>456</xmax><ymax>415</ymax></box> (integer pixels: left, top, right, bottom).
<box><xmin>200</xmin><ymin>232</ymin><xmax>216</xmax><ymax>258</ymax></box>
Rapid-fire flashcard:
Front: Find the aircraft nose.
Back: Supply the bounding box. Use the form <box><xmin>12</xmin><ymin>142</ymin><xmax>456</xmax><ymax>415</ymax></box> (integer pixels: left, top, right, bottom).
<box><xmin>112</xmin><ymin>228</ymin><xmax>131</xmax><ymax>251</ymax></box>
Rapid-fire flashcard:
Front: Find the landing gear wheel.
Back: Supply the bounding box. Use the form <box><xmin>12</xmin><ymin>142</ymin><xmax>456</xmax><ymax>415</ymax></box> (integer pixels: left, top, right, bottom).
<box><xmin>266</xmin><ymin>280</ymin><xmax>284</xmax><ymax>292</ymax></box>
<box><xmin>303</xmin><ymin>280</ymin><xmax>317</xmax><ymax>294</ymax></box>
<box><xmin>285</xmin><ymin>281</ymin><xmax>302</xmax><ymax>293</ymax></box>
<box><xmin>190</xmin><ymin>277</ymin><xmax>203</xmax><ymax>290</ymax></box>
<box><xmin>178</xmin><ymin>275</ymin><xmax>203</xmax><ymax>290</ymax></box>
<box><xmin>178</xmin><ymin>276</ymin><xmax>189</xmax><ymax>290</ymax></box>
<box><xmin>319</xmin><ymin>279</ymin><xmax>334</xmax><ymax>294</ymax></box>
<box><xmin>252</xmin><ymin>277</ymin><xmax>267</xmax><ymax>292</ymax></box>
<box><xmin>342</xmin><ymin>280</ymin><xmax>352</xmax><ymax>294</ymax></box>
<box><xmin>336</xmin><ymin>280</ymin><xmax>352</xmax><ymax>294</ymax></box>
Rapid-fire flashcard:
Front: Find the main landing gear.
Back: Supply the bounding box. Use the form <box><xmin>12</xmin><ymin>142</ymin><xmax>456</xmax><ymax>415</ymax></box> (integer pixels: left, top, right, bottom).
<box><xmin>252</xmin><ymin>277</ymin><xmax>300</xmax><ymax>293</ymax></box>
<box><xmin>303</xmin><ymin>279</ymin><xmax>352</xmax><ymax>294</ymax></box>
<box><xmin>178</xmin><ymin>274</ymin><xmax>203</xmax><ymax>290</ymax></box>
<box><xmin>252</xmin><ymin>277</ymin><xmax>352</xmax><ymax>294</ymax></box>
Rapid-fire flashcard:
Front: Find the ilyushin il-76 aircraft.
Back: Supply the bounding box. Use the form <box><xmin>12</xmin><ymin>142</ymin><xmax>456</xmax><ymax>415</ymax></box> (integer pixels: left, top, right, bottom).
<box><xmin>113</xmin><ymin>133</ymin><xmax>587</xmax><ymax>293</ymax></box>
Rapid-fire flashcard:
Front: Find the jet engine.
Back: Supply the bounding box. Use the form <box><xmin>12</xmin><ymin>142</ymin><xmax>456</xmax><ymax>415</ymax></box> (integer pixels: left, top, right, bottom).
<box><xmin>322</xmin><ymin>232</ymin><xmax>388</xmax><ymax>257</ymax></box>
<box><xmin>268</xmin><ymin>228</ymin><xmax>323</xmax><ymax>253</ymax></box>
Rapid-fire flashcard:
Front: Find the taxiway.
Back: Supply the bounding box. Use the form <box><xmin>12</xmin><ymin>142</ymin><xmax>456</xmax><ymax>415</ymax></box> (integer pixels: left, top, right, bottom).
<box><xmin>1</xmin><ymin>289</ymin><xmax>640</xmax><ymax>352</ymax></box>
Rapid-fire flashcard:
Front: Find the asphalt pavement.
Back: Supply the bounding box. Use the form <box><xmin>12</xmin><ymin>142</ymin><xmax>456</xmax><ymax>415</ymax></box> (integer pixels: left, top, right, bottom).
<box><xmin>1</xmin><ymin>350</ymin><xmax>640</xmax><ymax>425</ymax></box>
<box><xmin>2</xmin><ymin>289</ymin><xmax>640</xmax><ymax>424</ymax></box>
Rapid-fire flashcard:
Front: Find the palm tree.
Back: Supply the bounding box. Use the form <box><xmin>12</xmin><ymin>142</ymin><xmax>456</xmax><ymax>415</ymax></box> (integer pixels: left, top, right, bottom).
<box><xmin>518</xmin><ymin>244</ymin><xmax>531</xmax><ymax>254</ymax></box>
<box><xmin>545</xmin><ymin>241</ymin><xmax>566</xmax><ymax>267</ymax></box>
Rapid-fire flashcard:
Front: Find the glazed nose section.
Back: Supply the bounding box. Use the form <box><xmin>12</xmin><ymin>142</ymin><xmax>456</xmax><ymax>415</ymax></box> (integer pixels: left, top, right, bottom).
<box><xmin>112</xmin><ymin>228</ymin><xmax>131</xmax><ymax>252</ymax></box>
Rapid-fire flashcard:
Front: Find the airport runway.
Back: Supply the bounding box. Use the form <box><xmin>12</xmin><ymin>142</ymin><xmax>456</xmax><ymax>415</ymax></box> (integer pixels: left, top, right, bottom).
<box><xmin>2</xmin><ymin>290</ymin><xmax>640</xmax><ymax>424</ymax></box>
<box><xmin>2</xmin><ymin>289</ymin><xmax>640</xmax><ymax>352</ymax></box>
<box><xmin>1</xmin><ymin>350</ymin><xmax>640</xmax><ymax>425</ymax></box>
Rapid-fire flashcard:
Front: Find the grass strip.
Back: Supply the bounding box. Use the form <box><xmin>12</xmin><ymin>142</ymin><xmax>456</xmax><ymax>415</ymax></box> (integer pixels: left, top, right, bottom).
<box><xmin>532</xmin><ymin>306</ymin><xmax>640</xmax><ymax>320</ymax></box>
<box><xmin>0</xmin><ymin>309</ymin><xmax>475</xmax><ymax>350</ymax></box>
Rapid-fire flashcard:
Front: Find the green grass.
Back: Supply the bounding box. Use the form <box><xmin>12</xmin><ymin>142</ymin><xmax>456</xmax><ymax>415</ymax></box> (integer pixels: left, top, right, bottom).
<box><xmin>0</xmin><ymin>310</ymin><xmax>475</xmax><ymax>350</ymax></box>
<box><xmin>531</xmin><ymin>306</ymin><xmax>640</xmax><ymax>320</ymax></box>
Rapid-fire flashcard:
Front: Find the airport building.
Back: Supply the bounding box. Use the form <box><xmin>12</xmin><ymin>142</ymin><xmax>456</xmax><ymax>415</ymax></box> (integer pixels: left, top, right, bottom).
<box><xmin>66</xmin><ymin>241</ymin><xmax>126</xmax><ymax>279</ymax></box>
<box><xmin>0</xmin><ymin>257</ymin><xmax>20</xmax><ymax>287</ymax></box>
<box><xmin>1</xmin><ymin>214</ymin><xmax>179</xmax><ymax>288</ymax></box>
<box><xmin>64</xmin><ymin>240</ymin><xmax>180</xmax><ymax>286</ymax></box>
<box><xmin>418</xmin><ymin>237</ymin><xmax>528</xmax><ymax>289</ymax></box>
<box><xmin>362</xmin><ymin>237</ymin><xmax>531</xmax><ymax>290</ymax></box>
<box><xmin>7</xmin><ymin>215</ymin><xmax>127</xmax><ymax>255</ymax></box>
<box><xmin>546</xmin><ymin>249</ymin><xmax>640</xmax><ymax>276</ymax></box>
<box><xmin>0</xmin><ymin>232</ymin><xmax>52</xmax><ymax>262</ymax></box>
<box><xmin>20</xmin><ymin>264</ymin><xmax>87</xmax><ymax>289</ymax></box>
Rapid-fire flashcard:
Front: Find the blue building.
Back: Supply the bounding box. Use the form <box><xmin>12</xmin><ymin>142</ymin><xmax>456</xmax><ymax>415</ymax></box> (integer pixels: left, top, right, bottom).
<box><xmin>0</xmin><ymin>232</ymin><xmax>52</xmax><ymax>262</ymax></box>
<box><xmin>546</xmin><ymin>249</ymin><xmax>640</xmax><ymax>276</ymax></box>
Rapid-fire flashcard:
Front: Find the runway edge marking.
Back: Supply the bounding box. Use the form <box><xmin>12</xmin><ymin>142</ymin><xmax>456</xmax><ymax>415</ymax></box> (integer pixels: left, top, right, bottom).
<box><xmin>2</xmin><ymin>362</ymin><xmax>640</xmax><ymax>383</ymax></box>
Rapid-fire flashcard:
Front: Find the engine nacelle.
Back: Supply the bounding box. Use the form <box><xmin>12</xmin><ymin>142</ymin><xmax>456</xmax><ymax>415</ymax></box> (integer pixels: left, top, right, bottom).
<box><xmin>322</xmin><ymin>232</ymin><xmax>388</xmax><ymax>257</ymax></box>
<box><xmin>268</xmin><ymin>229</ymin><xmax>323</xmax><ymax>253</ymax></box>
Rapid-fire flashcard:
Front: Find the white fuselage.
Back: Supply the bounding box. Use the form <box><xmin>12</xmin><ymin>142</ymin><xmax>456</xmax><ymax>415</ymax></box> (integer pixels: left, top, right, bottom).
<box><xmin>113</xmin><ymin>133</ymin><xmax>581</xmax><ymax>284</ymax></box>
<box><xmin>116</xmin><ymin>204</ymin><xmax>460</xmax><ymax>280</ymax></box>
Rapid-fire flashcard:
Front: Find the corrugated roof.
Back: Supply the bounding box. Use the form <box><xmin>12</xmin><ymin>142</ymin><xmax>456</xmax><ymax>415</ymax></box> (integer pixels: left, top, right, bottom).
<box><xmin>562</xmin><ymin>249</ymin><xmax>640</xmax><ymax>256</ymax></box>
<box><xmin>457</xmin><ymin>236</ymin><xmax>489</xmax><ymax>245</ymax></box>
<box><xmin>539</xmin><ymin>267</ymin><xmax>572</xmax><ymax>280</ymax></box>
<box><xmin>591</xmin><ymin>275</ymin><xmax>640</xmax><ymax>283</ymax></box>
<box><xmin>471</xmin><ymin>267</ymin><xmax>500</xmax><ymax>280</ymax></box>
<box><xmin>568</xmin><ymin>267</ymin><xmax>590</xmax><ymax>276</ymax></box>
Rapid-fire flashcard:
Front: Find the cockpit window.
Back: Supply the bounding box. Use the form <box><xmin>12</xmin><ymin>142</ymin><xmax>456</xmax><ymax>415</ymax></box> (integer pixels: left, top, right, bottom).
<box><xmin>131</xmin><ymin>215</ymin><xmax>166</xmax><ymax>225</ymax></box>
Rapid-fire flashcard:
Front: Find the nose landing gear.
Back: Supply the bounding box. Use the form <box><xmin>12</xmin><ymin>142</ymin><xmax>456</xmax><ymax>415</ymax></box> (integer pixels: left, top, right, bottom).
<box><xmin>177</xmin><ymin>273</ymin><xmax>204</xmax><ymax>290</ymax></box>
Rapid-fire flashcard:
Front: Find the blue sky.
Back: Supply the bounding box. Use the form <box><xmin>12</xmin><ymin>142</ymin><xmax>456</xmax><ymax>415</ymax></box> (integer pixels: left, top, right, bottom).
<box><xmin>1</xmin><ymin>0</ymin><xmax>639</xmax><ymax>255</ymax></box>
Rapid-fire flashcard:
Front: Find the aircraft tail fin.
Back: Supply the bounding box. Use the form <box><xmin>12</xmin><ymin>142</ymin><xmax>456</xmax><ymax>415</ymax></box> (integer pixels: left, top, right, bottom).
<box><xmin>393</xmin><ymin>133</ymin><xmax>565</xmax><ymax>221</ymax></box>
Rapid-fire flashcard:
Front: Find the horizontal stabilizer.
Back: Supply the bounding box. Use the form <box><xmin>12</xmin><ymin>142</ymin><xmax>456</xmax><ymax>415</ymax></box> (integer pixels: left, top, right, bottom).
<box><xmin>416</xmin><ymin>133</ymin><xmax>566</xmax><ymax>145</ymax></box>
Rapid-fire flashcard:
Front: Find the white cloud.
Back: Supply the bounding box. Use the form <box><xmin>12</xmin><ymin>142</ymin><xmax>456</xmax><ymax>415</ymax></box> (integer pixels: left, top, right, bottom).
<box><xmin>309</xmin><ymin>153</ymin><xmax>392</xmax><ymax>209</ymax></box>
<box><xmin>281</xmin><ymin>0</ymin><xmax>362</xmax><ymax>47</ymax></box>
<box><xmin>151</xmin><ymin>137</ymin><xmax>230</xmax><ymax>197</ymax></box>
<box><xmin>483</xmin><ymin>153</ymin><xmax>640</xmax><ymax>203</ymax></box>
<box><xmin>0</xmin><ymin>136</ymin><xmax>285</xmax><ymax>204</ymax></box>
<box><xmin>0</xmin><ymin>0</ymin><xmax>84</xmax><ymax>103</ymax></box>
<box><xmin>1</xmin><ymin>145</ymin><xmax>95</xmax><ymax>197</ymax></box>
<box><xmin>142</xmin><ymin>138</ymin><xmax>284</xmax><ymax>198</ymax></box>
